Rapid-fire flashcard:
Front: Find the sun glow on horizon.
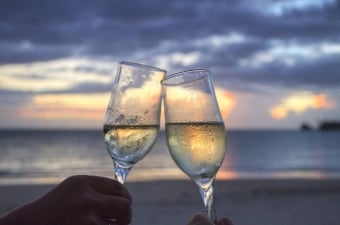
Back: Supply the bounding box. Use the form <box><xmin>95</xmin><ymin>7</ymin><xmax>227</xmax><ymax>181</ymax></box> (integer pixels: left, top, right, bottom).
<box><xmin>215</xmin><ymin>87</ymin><xmax>236</xmax><ymax>122</ymax></box>
<box><xmin>17</xmin><ymin>93</ymin><xmax>110</xmax><ymax>120</ymax></box>
<box><xmin>14</xmin><ymin>86</ymin><xmax>236</xmax><ymax>128</ymax></box>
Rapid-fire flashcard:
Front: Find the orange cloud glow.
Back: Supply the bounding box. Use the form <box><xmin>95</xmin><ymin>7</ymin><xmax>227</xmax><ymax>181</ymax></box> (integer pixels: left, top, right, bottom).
<box><xmin>17</xmin><ymin>93</ymin><xmax>110</xmax><ymax>120</ymax></box>
<box><xmin>16</xmin><ymin>88</ymin><xmax>236</xmax><ymax>128</ymax></box>
<box><xmin>270</xmin><ymin>92</ymin><xmax>334</xmax><ymax>120</ymax></box>
<box><xmin>215</xmin><ymin>87</ymin><xmax>236</xmax><ymax>121</ymax></box>
<box><xmin>312</xmin><ymin>94</ymin><xmax>334</xmax><ymax>109</ymax></box>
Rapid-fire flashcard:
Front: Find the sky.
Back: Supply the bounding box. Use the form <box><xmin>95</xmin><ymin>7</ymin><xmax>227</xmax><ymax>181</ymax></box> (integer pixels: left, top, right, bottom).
<box><xmin>0</xmin><ymin>0</ymin><xmax>339</xmax><ymax>130</ymax></box>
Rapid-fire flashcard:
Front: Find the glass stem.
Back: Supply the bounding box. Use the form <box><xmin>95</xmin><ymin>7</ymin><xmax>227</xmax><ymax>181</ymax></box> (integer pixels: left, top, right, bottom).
<box><xmin>113</xmin><ymin>163</ymin><xmax>131</xmax><ymax>184</ymax></box>
<box><xmin>198</xmin><ymin>183</ymin><xmax>215</xmax><ymax>220</ymax></box>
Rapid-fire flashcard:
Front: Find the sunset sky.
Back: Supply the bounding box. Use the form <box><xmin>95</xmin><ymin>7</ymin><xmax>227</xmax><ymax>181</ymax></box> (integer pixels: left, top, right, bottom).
<box><xmin>0</xmin><ymin>0</ymin><xmax>339</xmax><ymax>130</ymax></box>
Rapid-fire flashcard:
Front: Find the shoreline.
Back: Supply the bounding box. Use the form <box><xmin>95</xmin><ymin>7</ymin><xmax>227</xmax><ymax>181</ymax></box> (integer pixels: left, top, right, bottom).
<box><xmin>1</xmin><ymin>178</ymin><xmax>340</xmax><ymax>225</ymax></box>
<box><xmin>2</xmin><ymin>169</ymin><xmax>340</xmax><ymax>186</ymax></box>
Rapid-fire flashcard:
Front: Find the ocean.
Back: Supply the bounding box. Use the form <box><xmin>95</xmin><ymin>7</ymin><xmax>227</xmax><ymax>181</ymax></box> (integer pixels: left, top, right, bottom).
<box><xmin>0</xmin><ymin>129</ymin><xmax>340</xmax><ymax>185</ymax></box>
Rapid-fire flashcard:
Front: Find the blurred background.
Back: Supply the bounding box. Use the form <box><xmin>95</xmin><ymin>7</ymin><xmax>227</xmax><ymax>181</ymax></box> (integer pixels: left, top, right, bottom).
<box><xmin>1</xmin><ymin>0</ymin><xmax>339</xmax><ymax>130</ymax></box>
<box><xmin>0</xmin><ymin>0</ymin><xmax>340</xmax><ymax>185</ymax></box>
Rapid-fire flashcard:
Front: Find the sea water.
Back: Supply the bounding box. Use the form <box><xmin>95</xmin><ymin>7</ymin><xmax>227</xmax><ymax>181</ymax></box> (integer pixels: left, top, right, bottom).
<box><xmin>0</xmin><ymin>129</ymin><xmax>339</xmax><ymax>185</ymax></box>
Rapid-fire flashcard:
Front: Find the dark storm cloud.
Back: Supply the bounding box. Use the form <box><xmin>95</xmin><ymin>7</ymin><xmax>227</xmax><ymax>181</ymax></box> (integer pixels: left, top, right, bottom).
<box><xmin>0</xmin><ymin>42</ymin><xmax>71</xmax><ymax>64</ymax></box>
<box><xmin>1</xmin><ymin>0</ymin><xmax>340</xmax><ymax>89</ymax></box>
<box><xmin>198</xmin><ymin>40</ymin><xmax>271</xmax><ymax>69</ymax></box>
<box><xmin>285</xmin><ymin>56</ymin><xmax>340</xmax><ymax>87</ymax></box>
<box><xmin>213</xmin><ymin>55</ymin><xmax>340</xmax><ymax>90</ymax></box>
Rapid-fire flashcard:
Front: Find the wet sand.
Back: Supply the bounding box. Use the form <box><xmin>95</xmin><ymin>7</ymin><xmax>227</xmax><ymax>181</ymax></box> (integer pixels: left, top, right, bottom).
<box><xmin>1</xmin><ymin>178</ymin><xmax>340</xmax><ymax>225</ymax></box>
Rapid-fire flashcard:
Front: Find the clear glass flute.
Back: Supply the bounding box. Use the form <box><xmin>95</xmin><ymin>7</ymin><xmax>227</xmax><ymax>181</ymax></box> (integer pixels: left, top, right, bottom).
<box><xmin>162</xmin><ymin>69</ymin><xmax>227</xmax><ymax>221</ymax></box>
<box><xmin>103</xmin><ymin>61</ymin><xmax>166</xmax><ymax>184</ymax></box>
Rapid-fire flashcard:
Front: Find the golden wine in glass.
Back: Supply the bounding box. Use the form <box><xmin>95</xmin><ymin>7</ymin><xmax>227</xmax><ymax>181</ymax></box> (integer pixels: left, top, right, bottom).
<box><xmin>103</xmin><ymin>61</ymin><xmax>166</xmax><ymax>184</ymax></box>
<box><xmin>162</xmin><ymin>69</ymin><xmax>226</xmax><ymax>221</ymax></box>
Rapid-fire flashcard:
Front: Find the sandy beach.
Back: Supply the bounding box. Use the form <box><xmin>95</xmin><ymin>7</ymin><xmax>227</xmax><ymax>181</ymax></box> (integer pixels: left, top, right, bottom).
<box><xmin>1</xmin><ymin>178</ymin><xmax>340</xmax><ymax>225</ymax></box>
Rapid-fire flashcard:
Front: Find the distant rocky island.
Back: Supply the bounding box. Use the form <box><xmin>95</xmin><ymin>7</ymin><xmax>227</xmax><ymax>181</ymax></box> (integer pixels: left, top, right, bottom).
<box><xmin>301</xmin><ymin>120</ymin><xmax>340</xmax><ymax>131</ymax></box>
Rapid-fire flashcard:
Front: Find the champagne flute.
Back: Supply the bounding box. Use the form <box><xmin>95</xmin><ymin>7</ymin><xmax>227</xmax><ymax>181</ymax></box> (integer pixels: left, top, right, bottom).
<box><xmin>103</xmin><ymin>61</ymin><xmax>166</xmax><ymax>184</ymax></box>
<box><xmin>161</xmin><ymin>69</ymin><xmax>226</xmax><ymax>221</ymax></box>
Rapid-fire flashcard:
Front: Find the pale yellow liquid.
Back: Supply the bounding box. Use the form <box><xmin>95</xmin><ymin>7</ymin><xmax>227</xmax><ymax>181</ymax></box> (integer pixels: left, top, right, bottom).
<box><xmin>166</xmin><ymin>122</ymin><xmax>226</xmax><ymax>183</ymax></box>
<box><xmin>103</xmin><ymin>125</ymin><xmax>159</xmax><ymax>165</ymax></box>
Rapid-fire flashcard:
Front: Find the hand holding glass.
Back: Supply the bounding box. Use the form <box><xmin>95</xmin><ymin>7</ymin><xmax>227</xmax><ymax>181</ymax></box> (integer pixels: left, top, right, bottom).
<box><xmin>103</xmin><ymin>61</ymin><xmax>166</xmax><ymax>184</ymax></box>
<box><xmin>162</xmin><ymin>69</ymin><xmax>227</xmax><ymax>221</ymax></box>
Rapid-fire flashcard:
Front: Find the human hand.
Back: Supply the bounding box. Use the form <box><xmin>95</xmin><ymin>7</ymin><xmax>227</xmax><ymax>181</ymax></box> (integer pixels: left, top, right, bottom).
<box><xmin>0</xmin><ymin>175</ymin><xmax>132</xmax><ymax>225</ymax></box>
<box><xmin>187</xmin><ymin>213</ymin><xmax>233</xmax><ymax>225</ymax></box>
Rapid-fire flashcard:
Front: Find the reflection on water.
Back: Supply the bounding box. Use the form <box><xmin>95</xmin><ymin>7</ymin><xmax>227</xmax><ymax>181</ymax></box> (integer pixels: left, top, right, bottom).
<box><xmin>0</xmin><ymin>130</ymin><xmax>340</xmax><ymax>185</ymax></box>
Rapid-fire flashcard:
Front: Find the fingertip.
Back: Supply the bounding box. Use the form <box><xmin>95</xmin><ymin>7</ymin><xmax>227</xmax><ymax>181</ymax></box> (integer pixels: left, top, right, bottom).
<box><xmin>120</xmin><ymin>186</ymin><xmax>133</xmax><ymax>203</ymax></box>
<box><xmin>187</xmin><ymin>213</ymin><xmax>213</xmax><ymax>225</ymax></box>
<box><xmin>104</xmin><ymin>195</ymin><xmax>132</xmax><ymax>225</ymax></box>
<box><xmin>218</xmin><ymin>217</ymin><xmax>233</xmax><ymax>225</ymax></box>
<box><xmin>117</xmin><ymin>204</ymin><xmax>132</xmax><ymax>225</ymax></box>
<box><xmin>194</xmin><ymin>213</ymin><xmax>208</xmax><ymax>218</ymax></box>
<box><xmin>85</xmin><ymin>176</ymin><xmax>132</xmax><ymax>201</ymax></box>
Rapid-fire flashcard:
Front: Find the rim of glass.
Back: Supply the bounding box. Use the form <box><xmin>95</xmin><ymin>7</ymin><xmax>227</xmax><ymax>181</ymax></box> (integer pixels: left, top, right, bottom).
<box><xmin>161</xmin><ymin>69</ymin><xmax>210</xmax><ymax>86</ymax></box>
<box><xmin>120</xmin><ymin>61</ymin><xmax>166</xmax><ymax>73</ymax></box>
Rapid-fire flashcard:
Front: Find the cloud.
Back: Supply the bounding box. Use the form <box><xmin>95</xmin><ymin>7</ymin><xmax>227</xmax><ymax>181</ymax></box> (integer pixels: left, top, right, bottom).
<box><xmin>224</xmin><ymin>41</ymin><xmax>340</xmax><ymax>90</ymax></box>
<box><xmin>1</xmin><ymin>0</ymin><xmax>339</xmax><ymax>64</ymax></box>
<box><xmin>154</xmin><ymin>51</ymin><xmax>201</xmax><ymax>69</ymax></box>
<box><xmin>0</xmin><ymin>0</ymin><xmax>338</xmax><ymax>101</ymax></box>
<box><xmin>16</xmin><ymin>93</ymin><xmax>109</xmax><ymax>121</ymax></box>
<box><xmin>0</xmin><ymin>0</ymin><xmax>340</xmax><ymax>129</ymax></box>
<box><xmin>0</xmin><ymin>58</ymin><xmax>114</xmax><ymax>93</ymax></box>
<box><xmin>270</xmin><ymin>91</ymin><xmax>334</xmax><ymax>119</ymax></box>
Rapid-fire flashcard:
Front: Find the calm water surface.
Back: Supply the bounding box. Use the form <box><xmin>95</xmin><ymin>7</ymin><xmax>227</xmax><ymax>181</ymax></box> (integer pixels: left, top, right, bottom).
<box><xmin>0</xmin><ymin>129</ymin><xmax>339</xmax><ymax>185</ymax></box>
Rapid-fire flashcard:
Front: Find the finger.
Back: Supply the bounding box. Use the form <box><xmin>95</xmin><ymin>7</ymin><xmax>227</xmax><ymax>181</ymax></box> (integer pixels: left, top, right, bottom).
<box><xmin>84</xmin><ymin>175</ymin><xmax>132</xmax><ymax>202</ymax></box>
<box><xmin>101</xmin><ymin>218</ymin><xmax>119</xmax><ymax>225</ymax></box>
<box><xmin>217</xmin><ymin>218</ymin><xmax>233</xmax><ymax>225</ymax></box>
<box><xmin>106</xmin><ymin>218</ymin><xmax>120</xmax><ymax>225</ymax></box>
<box><xmin>187</xmin><ymin>213</ymin><xmax>215</xmax><ymax>225</ymax></box>
<box><xmin>83</xmin><ymin>215</ymin><xmax>114</xmax><ymax>225</ymax></box>
<box><xmin>97</xmin><ymin>194</ymin><xmax>132</xmax><ymax>225</ymax></box>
